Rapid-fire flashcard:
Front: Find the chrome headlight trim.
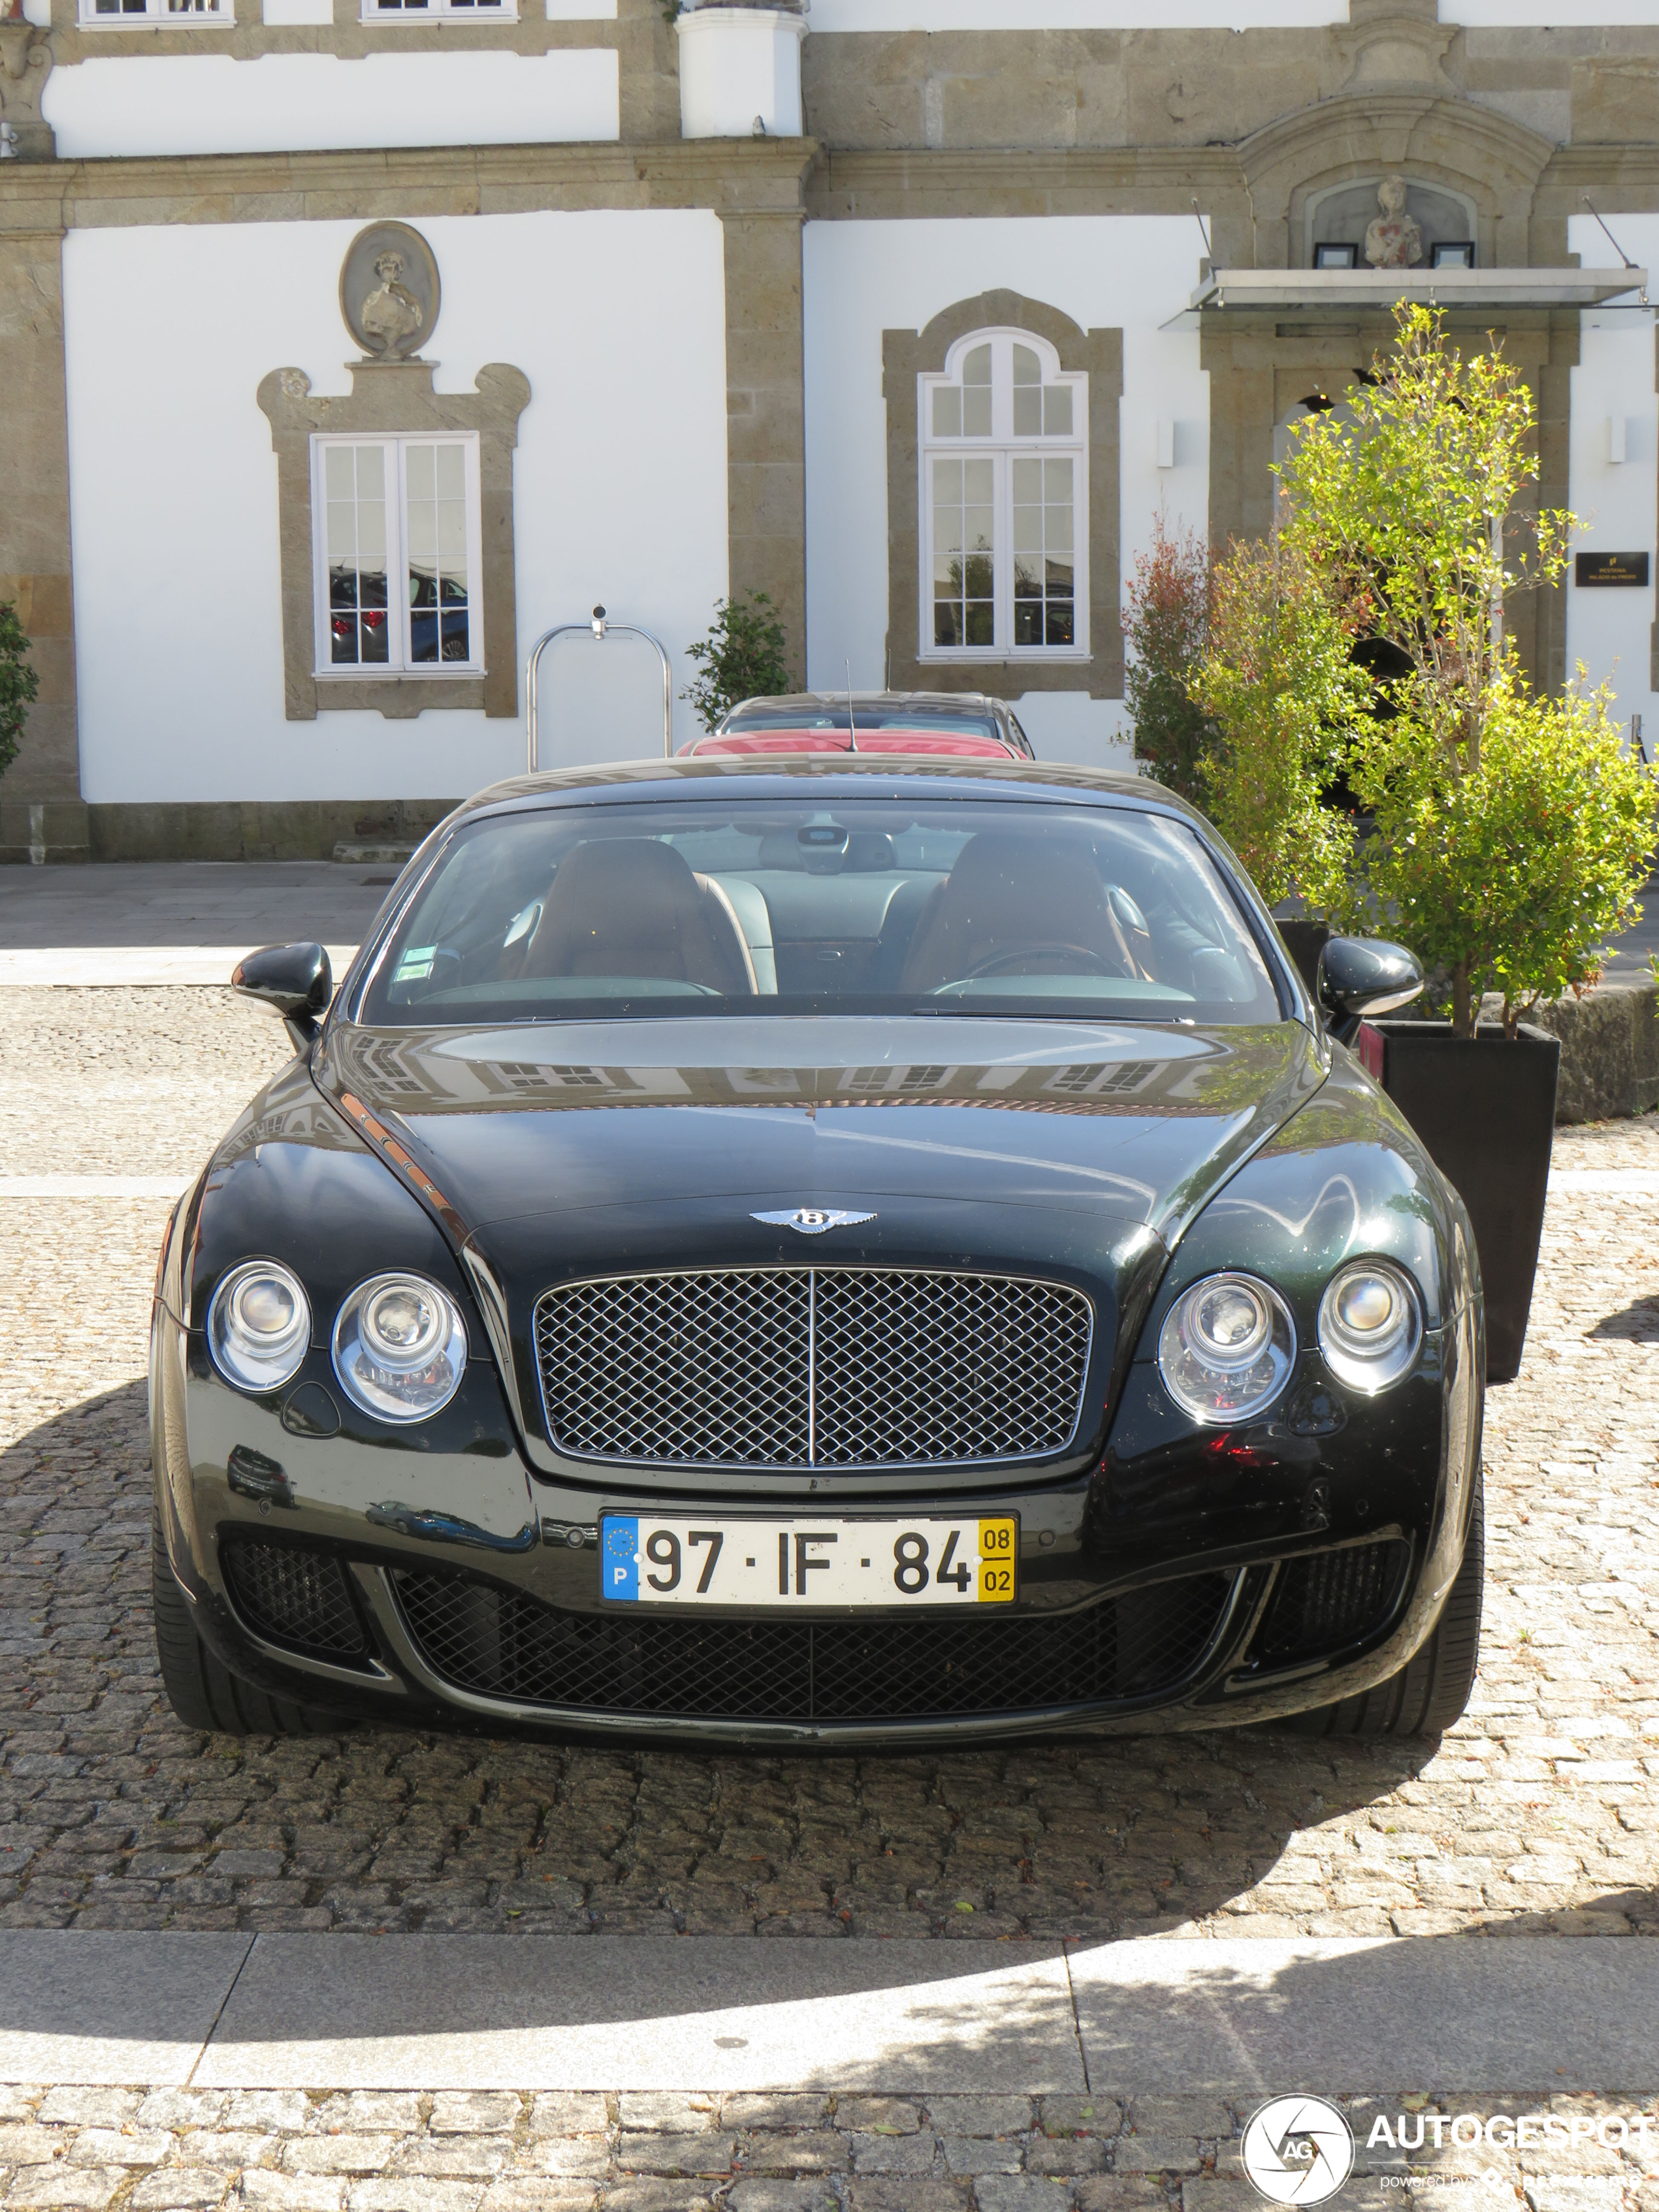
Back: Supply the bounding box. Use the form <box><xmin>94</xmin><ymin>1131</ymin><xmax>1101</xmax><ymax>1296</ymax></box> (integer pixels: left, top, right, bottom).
<box><xmin>332</xmin><ymin>1271</ymin><xmax>468</xmax><ymax>1424</ymax></box>
<box><xmin>208</xmin><ymin>1260</ymin><xmax>312</xmax><ymax>1394</ymax></box>
<box><xmin>1157</xmin><ymin>1271</ymin><xmax>1296</xmax><ymax>1426</ymax></box>
<box><xmin>1318</xmin><ymin>1258</ymin><xmax>1422</xmax><ymax>1393</ymax></box>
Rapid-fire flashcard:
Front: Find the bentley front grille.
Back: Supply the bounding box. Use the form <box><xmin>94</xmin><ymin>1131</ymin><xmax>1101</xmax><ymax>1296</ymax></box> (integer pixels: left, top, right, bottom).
<box><xmin>534</xmin><ymin>1267</ymin><xmax>1093</xmax><ymax>1467</ymax></box>
<box><xmin>392</xmin><ymin>1568</ymin><xmax>1232</xmax><ymax>1723</ymax></box>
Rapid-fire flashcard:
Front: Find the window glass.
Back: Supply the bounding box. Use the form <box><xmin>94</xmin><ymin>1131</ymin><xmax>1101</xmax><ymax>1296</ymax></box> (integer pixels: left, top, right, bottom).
<box><xmin>361</xmin><ymin>799</ymin><xmax>1279</xmax><ymax>1029</ymax></box>
<box><xmin>314</xmin><ymin>434</ymin><xmax>478</xmax><ymax>676</ymax></box>
<box><xmin>920</xmin><ymin>330</ymin><xmax>1086</xmax><ymax>658</ymax></box>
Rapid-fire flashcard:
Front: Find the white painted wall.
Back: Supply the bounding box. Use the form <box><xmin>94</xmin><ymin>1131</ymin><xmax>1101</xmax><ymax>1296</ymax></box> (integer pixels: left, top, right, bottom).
<box><xmin>807</xmin><ymin>1</ymin><xmax>1344</xmax><ymax>24</ymax></box>
<box><xmin>801</xmin><ymin>217</ymin><xmax>1209</xmax><ymax>772</ymax></box>
<box><xmin>62</xmin><ymin>210</ymin><xmax>728</xmax><ymax>805</ymax></box>
<box><xmin>1445</xmin><ymin>3</ymin><xmax>1659</xmax><ymax>21</ymax></box>
<box><xmin>1566</xmin><ymin>216</ymin><xmax>1659</xmax><ymax>758</ymax></box>
<box><xmin>42</xmin><ymin>48</ymin><xmax>619</xmax><ymax>161</ymax></box>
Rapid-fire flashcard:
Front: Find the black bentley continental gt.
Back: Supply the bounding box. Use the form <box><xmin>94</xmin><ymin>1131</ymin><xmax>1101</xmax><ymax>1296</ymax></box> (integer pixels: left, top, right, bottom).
<box><xmin>150</xmin><ymin>757</ymin><xmax>1485</xmax><ymax>1746</ymax></box>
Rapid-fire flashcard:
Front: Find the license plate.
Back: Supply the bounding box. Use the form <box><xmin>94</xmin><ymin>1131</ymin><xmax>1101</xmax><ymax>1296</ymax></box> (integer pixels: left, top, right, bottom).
<box><xmin>599</xmin><ymin>1514</ymin><xmax>1018</xmax><ymax>1607</ymax></box>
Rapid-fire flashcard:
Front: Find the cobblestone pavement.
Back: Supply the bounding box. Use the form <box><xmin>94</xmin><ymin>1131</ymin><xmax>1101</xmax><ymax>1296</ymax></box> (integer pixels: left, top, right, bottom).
<box><xmin>0</xmin><ymin>2085</ymin><xmax>1656</xmax><ymax>2212</ymax></box>
<box><xmin>1</xmin><ymin>990</ymin><xmax>1657</xmax><ymax>1946</ymax></box>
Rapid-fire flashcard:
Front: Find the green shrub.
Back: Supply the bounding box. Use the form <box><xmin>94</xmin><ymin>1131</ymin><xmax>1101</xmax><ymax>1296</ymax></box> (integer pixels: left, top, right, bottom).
<box><xmin>1191</xmin><ymin>536</ymin><xmax>1370</xmax><ymax>922</ymax></box>
<box><xmin>0</xmin><ymin>600</ymin><xmax>38</xmax><ymax>782</ymax></box>
<box><xmin>1356</xmin><ymin>668</ymin><xmax>1653</xmax><ymax>1035</ymax></box>
<box><xmin>1123</xmin><ymin>515</ymin><xmax>1215</xmax><ymax>805</ymax></box>
<box><xmin>682</xmin><ymin>592</ymin><xmax>793</xmax><ymax>733</ymax></box>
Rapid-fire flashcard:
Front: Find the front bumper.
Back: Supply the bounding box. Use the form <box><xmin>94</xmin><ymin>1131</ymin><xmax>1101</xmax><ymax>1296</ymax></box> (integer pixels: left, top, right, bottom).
<box><xmin>151</xmin><ymin>1287</ymin><xmax>1482</xmax><ymax>1748</ymax></box>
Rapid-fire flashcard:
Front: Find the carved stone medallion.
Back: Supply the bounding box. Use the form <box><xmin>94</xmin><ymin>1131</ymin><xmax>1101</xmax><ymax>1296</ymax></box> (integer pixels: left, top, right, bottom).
<box><xmin>339</xmin><ymin>222</ymin><xmax>441</xmax><ymax>361</ymax></box>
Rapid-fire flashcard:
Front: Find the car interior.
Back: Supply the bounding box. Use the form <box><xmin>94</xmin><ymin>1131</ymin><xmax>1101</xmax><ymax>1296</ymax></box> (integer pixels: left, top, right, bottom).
<box><xmin>368</xmin><ymin>801</ymin><xmax>1281</xmax><ymax>1025</ymax></box>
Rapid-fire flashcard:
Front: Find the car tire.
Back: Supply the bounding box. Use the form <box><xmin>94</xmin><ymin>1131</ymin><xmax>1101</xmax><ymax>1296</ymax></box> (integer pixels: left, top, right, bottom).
<box><xmin>1287</xmin><ymin>1472</ymin><xmax>1484</xmax><ymax>1740</ymax></box>
<box><xmin>150</xmin><ymin>1507</ymin><xmax>351</xmax><ymax>1738</ymax></box>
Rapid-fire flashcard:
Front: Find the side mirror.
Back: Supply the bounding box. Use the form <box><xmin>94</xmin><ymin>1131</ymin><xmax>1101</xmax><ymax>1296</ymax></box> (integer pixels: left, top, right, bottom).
<box><xmin>233</xmin><ymin>942</ymin><xmax>333</xmax><ymax>1053</ymax></box>
<box><xmin>1315</xmin><ymin>937</ymin><xmax>1424</xmax><ymax>1042</ymax></box>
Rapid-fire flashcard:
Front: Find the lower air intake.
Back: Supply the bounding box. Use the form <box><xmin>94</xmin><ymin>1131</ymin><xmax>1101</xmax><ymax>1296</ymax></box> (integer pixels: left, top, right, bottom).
<box><xmin>221</xmin><ymin>1538</ymin><xmax>367</xmax><ymax>1660</ymax></box>
<box><xmin>1252</xmin><ymin>1540</ymin><xmax>1410</xmax><ymax>1667</ymax></box>
<box><xmin>391</xmin><ymin>1571</ymin><xmax>1234</xmax><ymax>1723</ymax></box>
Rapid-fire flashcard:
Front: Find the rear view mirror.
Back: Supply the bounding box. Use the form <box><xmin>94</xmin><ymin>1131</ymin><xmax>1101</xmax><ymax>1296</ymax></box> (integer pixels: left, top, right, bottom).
<box><xmin>1315</xmin><ymin>937</ymin><xmax>1424</xmax><ymax>1040</ymax></box>
<box><xmin>233</xmin><ymin>942</ymin><xmax>333</xmax><ymax>1052</ymax></box>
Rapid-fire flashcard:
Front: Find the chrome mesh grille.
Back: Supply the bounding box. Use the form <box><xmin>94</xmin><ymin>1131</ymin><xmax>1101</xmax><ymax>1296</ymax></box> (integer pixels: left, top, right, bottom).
<box><xmin>534</xmin><ymin>1267</ymin><xmax>1092</xmax><ymax>1468</ymax></box>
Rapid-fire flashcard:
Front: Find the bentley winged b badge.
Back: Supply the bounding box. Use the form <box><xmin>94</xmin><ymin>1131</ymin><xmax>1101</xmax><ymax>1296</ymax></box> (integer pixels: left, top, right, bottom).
<box><xmin>751</xmin><ymin>1208</ymin><xmax>877</xmax><ymax>1236</ymax></box>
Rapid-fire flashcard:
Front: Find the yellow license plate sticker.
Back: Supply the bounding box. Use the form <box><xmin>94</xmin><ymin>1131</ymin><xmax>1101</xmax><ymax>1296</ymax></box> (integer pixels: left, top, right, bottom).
<box><xmin>977</xmin><ymin>1518</ymin><xmax>1017</xmax><ymax>1602</ymax></box>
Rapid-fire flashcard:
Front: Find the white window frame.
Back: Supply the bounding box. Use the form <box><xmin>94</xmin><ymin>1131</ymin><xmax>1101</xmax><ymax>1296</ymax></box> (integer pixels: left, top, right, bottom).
<box><xmin>310</xmin><ymin>432</ymin><xmax>487</xmax><ymax>681</ymax></box>
<box><xmin>918</xmin><ymin>327</ymin><xmax>1089</xmax><ymax>666</ymax></box>
<box><xmin>78</xmin><ymin>0</ymin><xmax>233</xmax><ymax>25</ymax></box>
<box><xmin>360</xmin><ymin>0</ymin><xmax>517</xmax><ymax>21</ymax></box>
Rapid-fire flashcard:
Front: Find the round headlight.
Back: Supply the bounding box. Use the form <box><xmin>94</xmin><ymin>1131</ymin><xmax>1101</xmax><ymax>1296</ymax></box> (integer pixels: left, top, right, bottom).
<box><xmin>208</xmin><ymin>1260</ymin><xmax>312</xmax><ymax>1394</ymax></box>
<box><xmin>1158</xmin><ymin>1272</ymin><xmax>1295</xmax><ymax>1426</ymax></box>
<box><xmin>1318</xmin><ymin>1260</ymin><xmax>1421</xmax><ymax>1392</ymax></box>
<box><xmin>332</xmin><ymin>1272</ymin><xmax>467</xmax><ymax>1424</ymax></box>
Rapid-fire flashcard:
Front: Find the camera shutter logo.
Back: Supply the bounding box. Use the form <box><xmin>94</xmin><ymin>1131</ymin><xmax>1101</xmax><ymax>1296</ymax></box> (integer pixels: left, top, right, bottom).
<box><xmin>1242</xmin><ymin>2097</ymin><xmax>1355</xmax><ymax>2205</ymax></box>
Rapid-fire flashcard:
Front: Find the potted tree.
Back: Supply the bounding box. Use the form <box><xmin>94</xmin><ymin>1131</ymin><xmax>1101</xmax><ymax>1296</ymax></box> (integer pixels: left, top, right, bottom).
<box><xmin>1275</xmin><ymin>304</ymin><xmax>1654</xmax><ymax>1380</ymax></box>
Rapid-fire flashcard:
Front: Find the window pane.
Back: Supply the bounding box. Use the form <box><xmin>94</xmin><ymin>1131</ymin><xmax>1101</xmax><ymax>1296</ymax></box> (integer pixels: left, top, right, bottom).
<box><xmin>436</xmin><ymin>443</ymin><xmax>465</xmax><ymax>499</ymax></box>
<box><xmin>1044</xmin><ymin>385</ymin><xmax>1074</xmax><ymax>435</ymax></box>
<box><xmin>964</xmin><ymin>386</ymin><xmax>991</xmax><ymax>437</ymax></box>
<box><xmin>437</xmin><ymin>500</ymin><xmax>466</xmax><ymax>558</ymax></box>
<box><xmin>1046</xmin><ymin>599</ymin><xmax>1075</xmax><ymax>647</ymax></box>
<box><xmin>933</xmin><ymin>457</ymin><xmax>963</xmax><ymax>502</ymax></box>
<box><xmin>407</xmin><ymin>501</ymin><xmax>436</xmax><ymax>562</ymax></box>
<box><xmin>1044</xmin><ymin>457</ymin><xmax>1073</xmax><ymax>502</ymax></box>
<box><xmin>932</xmin><ymin>453</ymin><xmax>994</xmax><ymax>653</ymax></box>
<box><xmin>934</xmin><ymin>506</ymin><xmax>963</xmax><ymax>554</ymax></box>
<box><xmin>441</xmin><ymin>611</ymin><xmax>471</xmax><ymax>660</ymax></box>
<box><xmin>1013</xmin><ymin>344</ymin><xmax>1039</xmax><ymax>386</ymax></box>
<box><xmin>965</xmin><ymin>601</ymin><xmax>995</xmax><ymax>647</ymax></box>
<box><xmin>1013</xmin><ymin>558</ymin><xmax>1041</xmax><ymax>601</ymax></box>
<box><xmin>935</xmin><ymin>601</ymin><xmax>962</xmax><ymax>649</ymax></box>
<box><xmin>323</xmin><ymin>441</ymin><xmax>391</xmax><ymax>669</ymax></box>
<box><xmin>1013</xmin><ymin>504</ymin><xmax>1041</xmax><ymax>554</ymax></box>
<box><xmin>965</xmin><ymin>458</ymin><xmax>994</xmax><ymax>503</ymax></box>
<box><xmin>1046</xmin><ymin>508</ymin><xmax>1073</xmax><ymax>554</ymax></box>
<box><xmin>1011</xmin><ymin>457</ymin><xmax>1041</xmax><ymax>504</ymax></box>
<box><xmin>406</xmin><ymin>444</ymin><xmax>435</xmax><ymax>500</ymax></box>
<box><xmin>963</xmin><ymin>344</ymin><xmax>991</xmax><ymax>385</ymax></box>
<box><xmin>932</xmin><ymin>386</ymin><xmax>961</xmax><ymax>438</ymax></box>
<box><xmin>1014</xmin><ymin>387</ymin><xmax>1040</xmax><ymax>436</ymax></box>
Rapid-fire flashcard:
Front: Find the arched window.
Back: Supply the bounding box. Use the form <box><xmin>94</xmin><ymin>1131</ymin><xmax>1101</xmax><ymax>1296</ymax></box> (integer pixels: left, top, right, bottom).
<box><xmin>919</xmin><ymin>329</ymin><xmax>1087</xmax><ymax>662</ymax></box>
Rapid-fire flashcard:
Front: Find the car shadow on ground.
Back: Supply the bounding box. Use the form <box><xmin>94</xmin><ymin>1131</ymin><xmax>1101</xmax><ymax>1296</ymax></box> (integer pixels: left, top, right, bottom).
<box><xmin>2</xmin><ymin>1379</ymin><xmax>1451</xmax><ymax>1942</ymax></box>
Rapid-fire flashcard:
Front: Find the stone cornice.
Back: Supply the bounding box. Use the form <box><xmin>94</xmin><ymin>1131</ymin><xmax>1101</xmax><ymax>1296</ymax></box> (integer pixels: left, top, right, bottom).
<box><xmin>0</xmin><ymin>137</ymin><xmax>818</xmax><ymax>232</ymax></box>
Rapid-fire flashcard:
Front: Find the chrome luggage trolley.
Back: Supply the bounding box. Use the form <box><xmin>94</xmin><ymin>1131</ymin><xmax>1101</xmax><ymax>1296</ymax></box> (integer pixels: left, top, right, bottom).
<box><xmin>524</xmin><ymin>605</ymin><xmax>673</xmax><ymax>773</ymax></box>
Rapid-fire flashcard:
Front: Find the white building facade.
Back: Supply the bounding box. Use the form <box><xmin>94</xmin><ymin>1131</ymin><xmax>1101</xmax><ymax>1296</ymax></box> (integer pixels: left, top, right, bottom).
<box><xmin>3</xmin><ymin>0</ymin><xmax>1658</xmax><ymax>856</ymax></box>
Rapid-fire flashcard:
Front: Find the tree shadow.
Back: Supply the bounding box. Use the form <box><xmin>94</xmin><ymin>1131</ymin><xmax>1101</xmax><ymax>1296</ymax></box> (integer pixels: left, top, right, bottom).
<box><xmin>1588</xmin><ymin>1299</ymin><xmax>1659</xmax><ymax>1343</ymax></box>
<box><xmin>4</xmin><ymin>1379</ymin><xmax>1447</xmax><ymax>1944</ymax></box>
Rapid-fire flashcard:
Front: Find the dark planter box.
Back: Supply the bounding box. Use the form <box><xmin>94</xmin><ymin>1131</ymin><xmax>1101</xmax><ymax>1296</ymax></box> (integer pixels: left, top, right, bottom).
<box><xmin>1276</xmin><ymin>919</ymin><xmax>1330</xmax><ymax>995</ymax></box>
<box><xmin>1372</xmin><ymin>1020</ymin><xmax>1560</xmax><ymax>1385</ymax></box>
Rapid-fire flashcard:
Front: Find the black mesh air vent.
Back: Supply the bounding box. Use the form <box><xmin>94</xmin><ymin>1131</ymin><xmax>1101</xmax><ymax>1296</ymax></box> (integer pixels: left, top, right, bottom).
<box><xmin>391</xmin><ymin>1570</ymin><xmax>1232</xmax><ymax>1723</ymax></box>
<box><xmin>1252</xmin><ymin>1541</ymin><xmax>1410</xmax><ymax>1668</ymax></box>
<box><xmin>221</xmin><ymin>1538</ymin><xmax>367</xmax><ymax>1659</ymax></box>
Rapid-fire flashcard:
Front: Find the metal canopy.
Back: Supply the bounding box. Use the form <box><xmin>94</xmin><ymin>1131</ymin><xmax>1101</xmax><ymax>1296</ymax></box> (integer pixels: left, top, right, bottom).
<box><xmin>1164</xmin><ymin>265</ymin><xmax>1651</xmax><ymax>330</ymax></box>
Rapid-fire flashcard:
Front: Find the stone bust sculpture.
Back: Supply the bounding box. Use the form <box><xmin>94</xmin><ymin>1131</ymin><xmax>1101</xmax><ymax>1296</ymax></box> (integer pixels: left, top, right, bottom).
<box><xmin>359</xmin><ymin>250</ymin><xmax>425</xmax><ymax>356</ymax></box>
<box><xmin>1364</xmin><ymin>176</ymin><xmax>1424</xmax><ymax>270</ymax></box>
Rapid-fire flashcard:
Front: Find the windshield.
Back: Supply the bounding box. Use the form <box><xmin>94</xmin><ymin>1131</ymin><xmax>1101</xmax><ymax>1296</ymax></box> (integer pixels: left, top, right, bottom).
<box><xmin>360</xmin><ymin>798</ymin><xmax>1281</xmax><ymax>1027</ymax></box>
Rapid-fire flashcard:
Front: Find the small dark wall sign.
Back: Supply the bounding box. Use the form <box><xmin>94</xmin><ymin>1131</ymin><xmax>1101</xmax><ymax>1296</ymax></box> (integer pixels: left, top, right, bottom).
<box><xmin>1575</xmin><ymin>551</ymin><xmax>1651</xmax><ymax>588</ymax></box>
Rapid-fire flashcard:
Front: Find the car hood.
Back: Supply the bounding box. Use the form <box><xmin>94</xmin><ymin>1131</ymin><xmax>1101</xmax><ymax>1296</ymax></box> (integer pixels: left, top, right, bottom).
<box><xmin>316</xmin><ymin>1012</ymin><xmax>1323</xmax><ymax>1304</ymax></box>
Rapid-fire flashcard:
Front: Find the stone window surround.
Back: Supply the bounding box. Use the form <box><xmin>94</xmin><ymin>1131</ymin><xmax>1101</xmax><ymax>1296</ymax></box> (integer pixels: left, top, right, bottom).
<box><xmin>257</xmin><ymin>355</ymin><xmax>530</xmax><ymax>722</ymax></box>
<box><xmin>884</xmin><ymin>291</ymin><xmax>1123</xmax><ymax>702</ymax></box>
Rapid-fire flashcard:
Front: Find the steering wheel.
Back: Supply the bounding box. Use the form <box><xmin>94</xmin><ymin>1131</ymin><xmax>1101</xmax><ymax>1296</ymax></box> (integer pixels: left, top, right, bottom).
<box><xmin>961</xmin><ymin>940</ymin><xmax>1123</xmax><ymax>981</ymax></box>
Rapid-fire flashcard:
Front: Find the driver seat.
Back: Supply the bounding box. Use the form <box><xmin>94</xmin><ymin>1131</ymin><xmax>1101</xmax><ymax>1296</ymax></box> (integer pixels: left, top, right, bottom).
<box><xmin>523</xmin><ymin>839</ymin><xmax>756</xmax><ymax>992</ymax></box>
<box><xmin>898</xmin><ymin>833</ymin><xmax>1133</xmax><ymax>995</ymax></box>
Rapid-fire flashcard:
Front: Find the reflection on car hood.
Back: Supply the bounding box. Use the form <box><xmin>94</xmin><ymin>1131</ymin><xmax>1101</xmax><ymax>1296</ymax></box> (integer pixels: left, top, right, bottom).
<box><xmin>315</xmin><ymin>1016</ymin><xmax>1324</xmax><ymax>1251</ymax></box>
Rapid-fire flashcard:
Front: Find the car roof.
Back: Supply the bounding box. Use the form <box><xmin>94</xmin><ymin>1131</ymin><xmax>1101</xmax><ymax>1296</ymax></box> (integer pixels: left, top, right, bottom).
<box><xmin>722</xmin><ymin>690</ymin><xmax>1003</xmax><ymax>713</ymax></box>
<box><xmin>678</xmin><ymin>729</ymin><xmax>1018</xmax><ymax>760</ymax></box>
<box><xmin>458</xmin><ymin>751</ymin><xmax>1204</xmax><ymax>825</ymax></box>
